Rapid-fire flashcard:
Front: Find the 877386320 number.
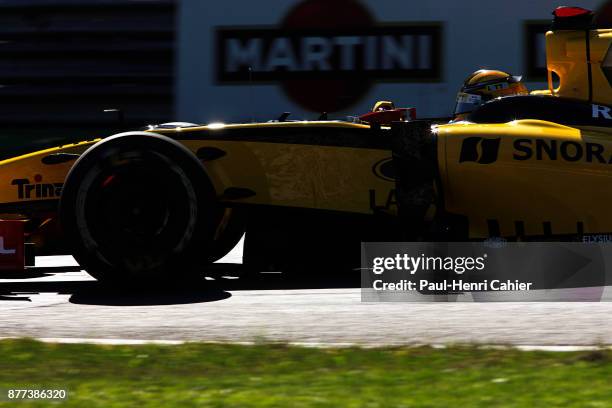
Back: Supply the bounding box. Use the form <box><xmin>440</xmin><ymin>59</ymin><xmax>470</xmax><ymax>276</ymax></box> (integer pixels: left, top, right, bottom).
<box><xmin>6</xmin><ymin>389</ymin><xmax>67</xmax><ymax>400</ymax></box>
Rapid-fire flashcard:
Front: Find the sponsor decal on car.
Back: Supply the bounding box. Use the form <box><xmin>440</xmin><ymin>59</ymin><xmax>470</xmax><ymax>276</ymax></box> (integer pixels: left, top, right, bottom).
<box><xmin>459</xmin><ymin>136</ymin><xmax>612</xmax><ymax>165</ymax></box>
<box><xmin>0</xmin><ymin>237</ymin><xmax>16</xmax><ymax>255</ymax></box>
<box><xmin>372</xmin><ymin>157</ymin><xmax>395</xmax><ymax>182</ymax></box>
<box><xmin>459</xmin><ymin>137</ymin><xmax>501</xmax><ymax>164</ymax></box>
<box><xmin>592</xmin><ymin>104</ymin><xmax>612</xmax><ymax>119</ymax></box>
<box><xmin>0</xmin><ymin>221</ymin><xmax>23</xmax><ymax>270</ymax></box>
<box><xmin>11</xmin><ymin>175</ymin><xmax>63</xmax><ymax>200</ymax></box>
<box><xmin>513</xmin><ymin>139</ymin><xmax>612</xmax><ymax>163</ymax></box>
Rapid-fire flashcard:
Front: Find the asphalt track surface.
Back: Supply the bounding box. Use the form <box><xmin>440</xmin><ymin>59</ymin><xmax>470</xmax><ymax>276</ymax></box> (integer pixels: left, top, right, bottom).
<box><xmin>1</xmin><ymin>238</ymin><xmax>611</xmax><ymax>347</ymax></box>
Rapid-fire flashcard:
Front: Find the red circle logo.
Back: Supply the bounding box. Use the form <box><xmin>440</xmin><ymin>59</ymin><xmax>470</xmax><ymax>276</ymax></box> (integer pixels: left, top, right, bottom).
<box><xmin>280</xmin><ymin>0</ymin><xmax>374</xmax><ymax>112</ymax></box>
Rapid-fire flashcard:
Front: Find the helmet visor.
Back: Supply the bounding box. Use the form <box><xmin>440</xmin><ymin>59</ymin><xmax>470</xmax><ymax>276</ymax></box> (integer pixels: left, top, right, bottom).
<box><xmin>454</xmin><ymin>92</ymin><xmax>483</xmax><ymax>116</ymax></box>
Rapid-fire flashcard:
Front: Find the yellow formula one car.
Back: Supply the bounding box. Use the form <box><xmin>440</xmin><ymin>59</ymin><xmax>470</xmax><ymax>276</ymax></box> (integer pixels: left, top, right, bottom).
<box><xmin>0</xmin><ymin>6</ymin><xmax>609</xmax><ymax>284</ymax></box>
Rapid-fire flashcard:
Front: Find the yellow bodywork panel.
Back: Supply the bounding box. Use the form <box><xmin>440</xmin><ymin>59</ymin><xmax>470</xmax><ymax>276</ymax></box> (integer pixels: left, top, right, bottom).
<box><xmin>159</xmin><ymin>122</ymin><xmax>397</xmax><ymax>215</ymax></box>
<box><xmin>178</xmin><ymin>140</ymin><xmax>395</xmax><ymax>214</ymax></box>
<box><xmin>439</xmin><ymin>120</ymin><xmax>612</xmax><ymax>238</ymax></box>
<box><xmin>0</xmin><ymin>123</ymin><xmax>396</xmax><ymax>216</ymax></box>
<box><xmin>0</xmin><ymin>140</ymin><xmax>97</xmax><ymax>206</ymax></box>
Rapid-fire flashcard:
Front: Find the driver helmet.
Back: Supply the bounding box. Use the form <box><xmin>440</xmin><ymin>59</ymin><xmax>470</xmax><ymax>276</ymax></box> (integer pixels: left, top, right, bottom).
<box><xmin>372</xmin><ymin>100</ymin><xmax>395</xmax><ymax>112</ymax></box>
<box><xmin>454</xmin><ymin>69</ymin><xmax>528</xmax><ymax>118</ymax></box>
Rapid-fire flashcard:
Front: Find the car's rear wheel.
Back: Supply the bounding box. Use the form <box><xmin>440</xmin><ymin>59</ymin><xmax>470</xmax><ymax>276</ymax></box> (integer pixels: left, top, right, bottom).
<box><xmin>60</xmin><ymin>132</ymin><xmax>220</xmax><ymax>285</ymax></box>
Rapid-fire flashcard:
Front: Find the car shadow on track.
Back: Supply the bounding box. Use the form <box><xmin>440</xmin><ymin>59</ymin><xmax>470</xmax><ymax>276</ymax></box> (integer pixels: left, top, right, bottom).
<box><xmin>0</xmin><ymin>263</ymin><xmax>360</xmax><ymax>307</ymax></box>
<box><xmin>69</xmin><ymin>285</ymin><xmax>233</xmax><ymax>306</ymax></box>
<box><xmin>0</xmin><ymin>266</ymin><xmax>83</xmax><ymax>280</ymax></box>
<box><xmin>0</xmin><ymin>279</ymin><xmax>232</xmax><ymax>306</ymax></box>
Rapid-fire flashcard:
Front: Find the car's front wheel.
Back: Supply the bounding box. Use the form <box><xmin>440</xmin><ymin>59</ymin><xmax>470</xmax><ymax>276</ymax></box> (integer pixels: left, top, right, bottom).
<box><xmin>59</xmin><ymin>132</ymin><xmax>220</xmax><ymax>285</ymax></box>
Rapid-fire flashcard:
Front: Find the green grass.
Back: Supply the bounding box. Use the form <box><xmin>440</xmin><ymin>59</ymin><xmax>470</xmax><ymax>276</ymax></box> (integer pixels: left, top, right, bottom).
<box><xmin>0</xmin><ymin>339</ymin><xmax>610</xmax><ymax>407</ymax></box>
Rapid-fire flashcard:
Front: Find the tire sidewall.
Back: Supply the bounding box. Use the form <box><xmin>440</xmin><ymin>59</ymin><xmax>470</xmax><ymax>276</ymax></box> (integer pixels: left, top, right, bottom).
<box><xmin>60</xmin><ymin>132</ymin><xmax>219</xmax><ymax>283</ymax></box>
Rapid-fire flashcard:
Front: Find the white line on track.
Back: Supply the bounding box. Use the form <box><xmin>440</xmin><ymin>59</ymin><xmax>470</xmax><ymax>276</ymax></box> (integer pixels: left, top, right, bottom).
<box><xmin>0</xmin><ymin>337</ymin><xmax>609</xmax><ymax>352</ymax></box>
